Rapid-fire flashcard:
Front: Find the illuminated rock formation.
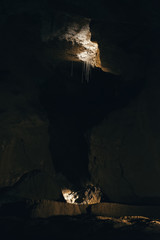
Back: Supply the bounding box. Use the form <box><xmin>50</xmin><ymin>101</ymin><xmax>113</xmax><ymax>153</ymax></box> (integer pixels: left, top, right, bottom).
<box><xmin>62</xmin><ymin>184</ymin><xmax>101</xmax><ymax>205</ymax></box>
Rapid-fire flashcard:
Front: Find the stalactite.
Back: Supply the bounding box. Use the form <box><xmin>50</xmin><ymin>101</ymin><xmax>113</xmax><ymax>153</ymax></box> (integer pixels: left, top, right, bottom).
<box><xmin>83</xmin><ymin>61</ymin><xmax>91</xmax><ymax>82</ymax></box>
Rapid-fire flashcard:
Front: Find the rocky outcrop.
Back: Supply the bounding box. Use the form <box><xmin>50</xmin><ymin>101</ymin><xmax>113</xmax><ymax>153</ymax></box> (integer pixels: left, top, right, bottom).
<box><xmin>91</xmin><ymin>203</ymin><xmax>160</xmax><ymax>218</ymax></box>
<box><xmin>30</xmin><ymin>200</ymin><xmax>160</xmax><ymax>218</ymax></box>
<box><xmin>31</xmin><ymin>200</ymin><xmax>88</xmax><ymax>218</ymax></box>
<box><xmin>0</xmin><ymin>114</ymin><xmax>62</xmax><ymax>201</ymax></box>
<box><xmin>8</xmin><ymin>170</ymin><xmax>62</xmax><ymax>201</ymax></box>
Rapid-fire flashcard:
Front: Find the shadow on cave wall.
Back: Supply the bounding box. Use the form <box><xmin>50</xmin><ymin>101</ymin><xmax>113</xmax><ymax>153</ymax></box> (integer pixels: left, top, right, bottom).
<box><xmin>40</xmin><ymin>61</ymin><xmax>146</xmax><ymax>188</ymax></box>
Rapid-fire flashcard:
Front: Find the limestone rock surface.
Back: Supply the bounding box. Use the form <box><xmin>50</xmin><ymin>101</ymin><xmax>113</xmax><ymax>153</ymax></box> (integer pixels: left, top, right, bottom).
<box><xmin>89</xmin><ymin>66</ymin><xmax>160</xmax><ymax>204</ymax></box>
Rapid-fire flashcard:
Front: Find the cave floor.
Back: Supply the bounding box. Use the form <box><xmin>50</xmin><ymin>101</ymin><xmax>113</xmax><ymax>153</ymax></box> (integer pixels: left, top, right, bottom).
<box><xmin>0</xmin><ymin>215</ymin><xmax>160</xmax><ymax>240</ymax></box>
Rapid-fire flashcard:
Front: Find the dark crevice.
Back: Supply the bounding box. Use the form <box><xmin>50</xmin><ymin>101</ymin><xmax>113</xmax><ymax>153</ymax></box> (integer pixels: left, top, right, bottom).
<box><xmin>40</xmin><ymin>61</ymin><xmax>146</xmax><ymax>188</ymax></box>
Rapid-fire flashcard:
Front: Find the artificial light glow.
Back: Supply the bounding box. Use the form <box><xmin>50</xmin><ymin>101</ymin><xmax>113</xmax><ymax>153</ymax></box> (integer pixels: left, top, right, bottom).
<box><xmin>62</xmin><ymin>185</ymin><xmax>101</xmax><ymax>205</ymax></box>
<box><xmin>60</xmin><ymin>22</ymin><xmax>101</xmax><ymax>81</ymax></box>
<box><xmin>75</xmin><ymin>26</ymin><xmax>99</xmax><ymax>67</ymax></box>
<box><xmin>62</xmin><ymin>189</ymin><xmax>79</xmax><ymax>204</ymax></box>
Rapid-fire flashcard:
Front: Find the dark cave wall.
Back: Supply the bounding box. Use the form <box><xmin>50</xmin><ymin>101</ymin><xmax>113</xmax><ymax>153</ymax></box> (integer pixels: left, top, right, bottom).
<box><xmin>87</xmin><ymin>2</ymin><xmax>160</xmax><ymax>204</ymax></box>
<box><xmin>89</xmin><ymin>83</ymin><xmax>160</xmax><ymax>204</ymax></box>
<box><xmin>0</xmin><ymin>13</ymin><xmax>63</xmax><ymax>200</ymax></box>
<box><xmin>90</xmin><ymin>20</ymin><xmax>149</xmax><ymax>80</ymax></box>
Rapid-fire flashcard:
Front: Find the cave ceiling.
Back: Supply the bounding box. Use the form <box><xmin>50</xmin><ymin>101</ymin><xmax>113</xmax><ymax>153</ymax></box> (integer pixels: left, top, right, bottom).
<box><xmin>1</xmin><ymin>0</ymin><xmax>159</xmax><ymax>80</ymax></box>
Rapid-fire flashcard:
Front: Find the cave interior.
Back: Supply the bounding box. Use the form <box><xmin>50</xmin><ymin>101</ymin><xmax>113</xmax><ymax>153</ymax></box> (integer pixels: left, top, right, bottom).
<box><xmin>0</xmin><ymin>0</ymin><xmax>160</xmax><ymax>239</ymax></box>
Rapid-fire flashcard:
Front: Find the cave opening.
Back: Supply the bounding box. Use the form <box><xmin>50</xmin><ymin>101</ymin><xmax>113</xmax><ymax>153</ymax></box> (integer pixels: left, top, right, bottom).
<box><xmin>40</xmin><ymin>14</ymin><xmax>147</xmax><ymax>203</ymax></box>
<box><xmin>40</xmin><ymin>58</ymin><xmax>145</xmax><ymax>204</ymax></box>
